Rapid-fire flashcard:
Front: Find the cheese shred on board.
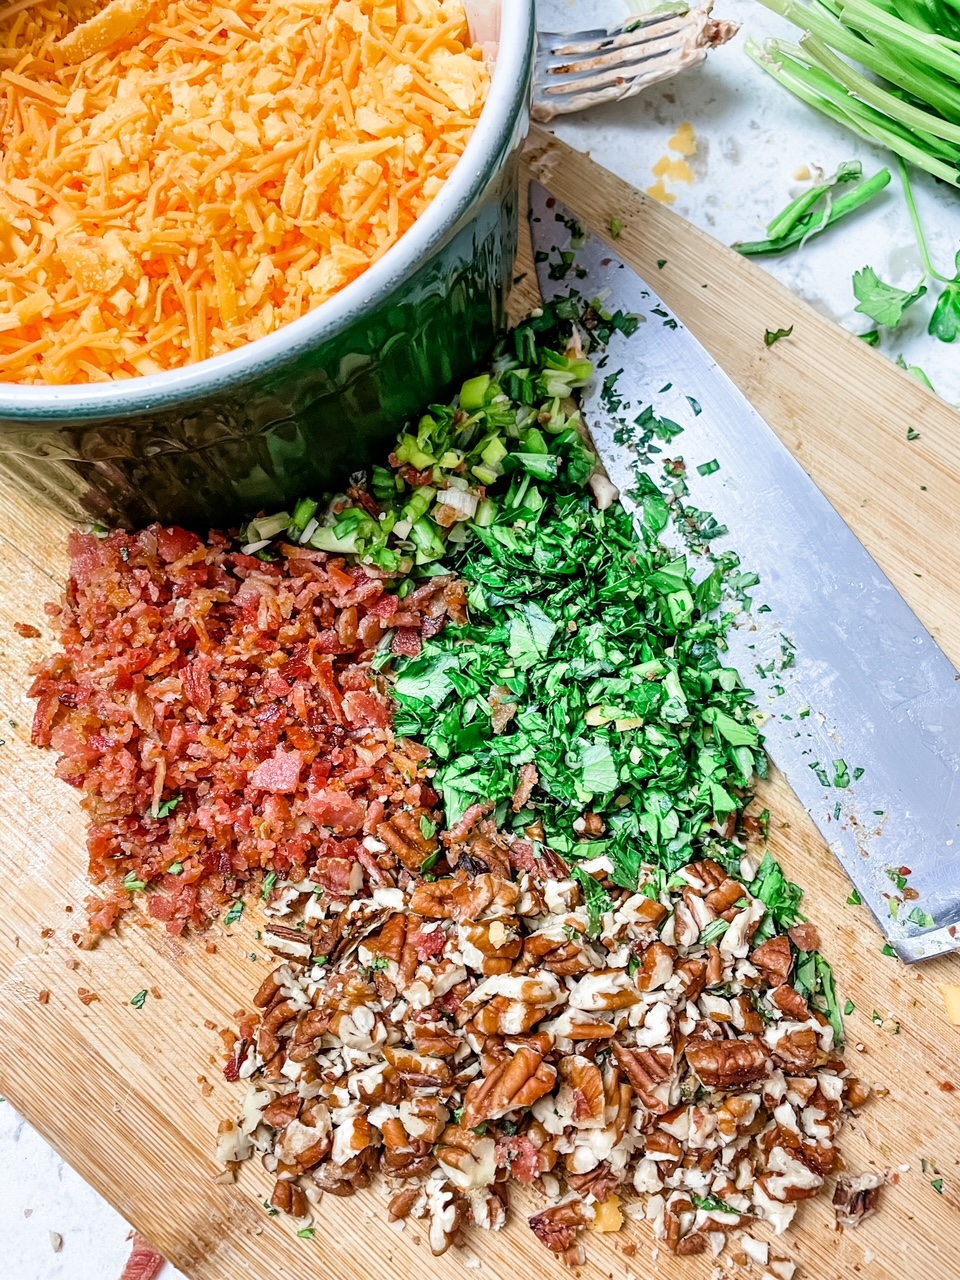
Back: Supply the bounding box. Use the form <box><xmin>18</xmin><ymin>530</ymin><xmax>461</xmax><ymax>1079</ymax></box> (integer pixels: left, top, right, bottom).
<box><xmin>0</xmin><ymin>0</ymin><xmax>488</xmax><ymax>384</ymax></box>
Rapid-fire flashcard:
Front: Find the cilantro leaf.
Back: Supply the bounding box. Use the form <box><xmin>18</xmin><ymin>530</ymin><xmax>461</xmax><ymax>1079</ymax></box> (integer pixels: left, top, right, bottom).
<box><xmin>853</xmin><ymin>267</ymin><xmax>926</xmax><ymax>328</ymax></box>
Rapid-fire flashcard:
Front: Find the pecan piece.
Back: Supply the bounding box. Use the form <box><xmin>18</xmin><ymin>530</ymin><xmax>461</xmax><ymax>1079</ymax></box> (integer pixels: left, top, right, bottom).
<box><xmin>788</xmin><ymin>922</ymin><xmax>822</xmax><ymax>952</ymax></box>
<box><xmin>635</xmin><ymin>941</ymin><xmax>676</xmax><ymax>992</ymax></box>
<box><xmin>750</xmin><ymin>935</ymin><xmax>793</xmax><ymax>985</ymax></box>
<box><xmin>556</xmin><ymin>1054</ymin><xmax>605</xmax><ymax>1127</ymax></box>
<box><xmin>377</xmin><ymin>809</ymin><xmax>438</xmax><ymax>872</ymax></box>
<box><xmin>566</xmin><ymin>1161</ymin><xmax>620</xmax><ymax>1202</ymax></box>
<box><xmin>528</xmin><ymin>1200</ymin><xmax>588</xmax><ymax>1254</ymax></box>
<box><xmin>833</xmin><ymin>1171</ymin><xmax>885</xmax><ymax>1228</ymax></box>
<box><xmin>411</xmin><ymin>874</ymin><xmax>520</xmax><ymax>921</ymax></box>
<box><xmin>612</xmin><ymin>1043</ymin><xmax>675</xmax><ymax>1114</ymax></box>
<box><xmin>269</xmin><ymin>1178</ymin><xmax>309</xmax><ymax>1219</ymax></box>
<box><xmin>685</xmin><ymin>1036</ymin><xmax>771</xmax><ymax>1089</ymax></box>
<box><xmin>462</xmin><ymin>1046</ymin><xmax>557</xmax><ymax>1128</ymax></box>
<box><xmin>772</xmin><ymin>1027</ymin><xmax>819</xmax><ymax>1073</ymax></box>
<box><xmin>511</xmin><ymin>762</ymin><xmax>539</xmax><ymax>812</ymax></box>
<box><xmin>770</xmin><ymin>984</ymin><xmax>811</xmax><ymax>1020</ymax></box>
<box><xmin>435</xmin><ymin>1125</ymin><xmax>497</xmax><ymax>1190</ymax></box>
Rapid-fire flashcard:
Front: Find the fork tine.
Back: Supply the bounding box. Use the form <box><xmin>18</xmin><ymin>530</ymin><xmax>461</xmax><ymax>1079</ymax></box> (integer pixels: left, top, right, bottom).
<box><xmin>540</xmin><ymin>44</ymin><xmax>708</xmax><ymax>105</ymax></box>
<box><xmin>543</xmin><ymin>16</ymin><xmax>695</xmax><ymax>78</ymax></box>
<box><xmin>532</xmin><ymin>4</ymin><xmax>738</xmax><ymax>121</ymax></box>
<box><xmin>541</xmin><ymin>5</ymin><xmax>691</xmax><ymax>58</ymax></box>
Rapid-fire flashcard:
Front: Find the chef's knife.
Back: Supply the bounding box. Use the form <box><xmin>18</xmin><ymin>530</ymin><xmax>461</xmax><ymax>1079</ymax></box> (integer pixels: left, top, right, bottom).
<box><xmin>530</xmin><ymin>180</ymin><xmax>960</xmax><ymax>962</ymax></box>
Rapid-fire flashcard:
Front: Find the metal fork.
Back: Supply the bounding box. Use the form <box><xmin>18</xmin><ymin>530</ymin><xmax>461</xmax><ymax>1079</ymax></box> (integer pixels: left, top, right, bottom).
<box><xmin>533</xmin><ymin>2</ymin><xmax>739</xmax><ymax>122</ymax></box>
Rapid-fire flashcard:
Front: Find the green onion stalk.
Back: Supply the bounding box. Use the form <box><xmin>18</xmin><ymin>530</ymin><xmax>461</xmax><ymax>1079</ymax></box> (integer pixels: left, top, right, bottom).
<box><xmin>750</xmin><ymin>0</ymin><xmax>960</xmax><ymax>187</ymax></box>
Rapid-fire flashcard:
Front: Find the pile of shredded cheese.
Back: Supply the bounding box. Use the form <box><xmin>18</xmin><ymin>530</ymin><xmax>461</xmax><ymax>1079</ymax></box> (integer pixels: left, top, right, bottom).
<box><xmin>0</xmin><ymin>0</ymin><xmax>489</xmax><ymax>384</ymax></box>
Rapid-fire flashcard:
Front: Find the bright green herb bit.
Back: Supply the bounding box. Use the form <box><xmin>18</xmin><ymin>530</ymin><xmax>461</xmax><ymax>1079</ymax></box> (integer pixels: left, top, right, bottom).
<box><xmin>297</xmin><ymin>1228</ymin><xmax>315</xmax><ymax>1239</ymax></box>
<box><xmin>130</xmin><ymin>989</ymin><xmax>148</xmax><ymax>1009</ymax></box>
<box><xmin>764</xmin><ymin>325</ymin><xmax>794</xmax><ymax>346</ymax></box>
<box><xmin>844</xmin><ymin>999</ymin><xmax>855</xmax><ymax>1016</ymax></box>
<box><xmin>853</xmin><ymin>267</ymin><xmax>927</xmax><ymax>328</ymax></box>
<box><xmin>223</xmin><ymin>900</ymin><xmax>244</xmax><ymax>926</ymax></box>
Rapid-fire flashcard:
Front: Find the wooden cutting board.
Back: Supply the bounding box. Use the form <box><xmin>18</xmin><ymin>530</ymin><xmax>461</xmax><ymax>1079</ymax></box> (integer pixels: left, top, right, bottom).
<box><xmin>2</xmin><ymin>127</ymin><xmax>960</xmax><ymax>1280</ymax></box>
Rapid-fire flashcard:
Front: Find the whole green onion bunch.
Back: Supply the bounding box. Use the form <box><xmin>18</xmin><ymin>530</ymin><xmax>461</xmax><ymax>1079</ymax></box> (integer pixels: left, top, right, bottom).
<box><xmin>750</xmin><ymin>0</ymin><xmax>960</xmax><ymax>188</ymax></box>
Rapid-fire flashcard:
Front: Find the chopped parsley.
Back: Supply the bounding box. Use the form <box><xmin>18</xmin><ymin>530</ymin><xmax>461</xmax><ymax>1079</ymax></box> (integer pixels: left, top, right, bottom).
<box><xmin>764</xmin><ymin>325</ymin><xmax>794</xmax><ymax>346</ymax></box>
<box><xmin>223</xmin><ymin>900</ymin><xmax>244</xmax><ymax>926</ymax></box>
<box><xmin>846</xmin><ymin>889</ymin><xmax>862</xmax><ymax>905</ymax></box>
<box><xmin>130</xmin><ymin>989</ymin><xmax>148</xmax><ymax>1010</ymax></box>
<box><xmin>123</xmin><ymin>871</ymin><xmax>147</xmax><ymax>893</ymax></box>
<box><xmin>148</xmin><ymin>794</ymin><xmax>182</xmax><ymax>820</ymax></box>
<box><xmin>297</xmin><ymin>1228</ymin><xmax>315</xmax><ymax>1239</ymax></box>
<box><xmin>262</xmin><ymin>871</ymin><xmax>278</xmax><ymax>901</ymax></box>
<box><xmin>932</xmin><ymin>1178</ymin><xmax>945</xmax><ymax>1195</ymax></box>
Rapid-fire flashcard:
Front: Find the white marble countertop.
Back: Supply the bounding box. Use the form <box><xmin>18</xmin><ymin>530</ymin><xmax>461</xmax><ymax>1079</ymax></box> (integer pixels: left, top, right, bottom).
<box><xmin>5</xmin><ymin>3</ymin><xmax>959</xmax><ymax>1276</ymax></box>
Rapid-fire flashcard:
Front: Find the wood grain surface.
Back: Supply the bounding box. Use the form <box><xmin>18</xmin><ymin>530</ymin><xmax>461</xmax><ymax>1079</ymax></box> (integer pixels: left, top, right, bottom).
<box><xmin>1</xmin><ymin>128</ymin><xmax>959</xmax><ymax>1280</ymax></box>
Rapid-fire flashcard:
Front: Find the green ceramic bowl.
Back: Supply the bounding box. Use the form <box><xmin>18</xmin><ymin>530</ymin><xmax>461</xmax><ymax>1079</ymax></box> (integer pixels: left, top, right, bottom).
<box><xmin>0</xmin><ymin>1</ymin><xmax>535</xmax><ymax>530</ymax></box>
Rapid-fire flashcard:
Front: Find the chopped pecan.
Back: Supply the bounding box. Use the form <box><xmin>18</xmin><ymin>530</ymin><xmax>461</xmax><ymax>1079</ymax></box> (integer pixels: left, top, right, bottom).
<box><xmin>772</xmin><ymin>1028</ymin><xmax>819</xmax><ymax>1073</ymax></box>
<box><xmin>705</xmin><ymin>876</ymin><xmax>748</xmax><ymax>915</ymax></box>
<box><xmin>528</xmin><ymin>1200</ymin><xmax>588</xmax><ymax>1254</ymax></box>
<box><xmin>269</xmin><ymin>1178</ymin><xmax>309</xmax><ymax>1219</ymax></box>
<box><xmin>424</xmin><ymin>1180</ymin><xmax>465</xmax><ymax>1256</ymax></box>
<box><xmin>387</xmin><ymin>1186</ymin><xmax>420</xmax><ymax>1221</ymax></box>
<box><xmin>256</xmin><ymin>999</ymin><xmax>299</xmax><ymax>1061</ymax></box>
<box><xmin>788</xmin><ymin>922</ymin><xmax>821</xmax><ymax>953</ymax></box>
<box><xmin>511</xmin><ymin>762</ymin><xmax>539</xmax><ymax>812</ymax></box>
<box><xmin>413</xmin><ymin>1023</ymin><xmax>461</xmax><ymax>1058</ymax></box>
<box><xmin>612</xmin><ymin>1043</ymin><xmax>675</xmax><ymax>1114</ymax></box>
<box><xmin>452</xmin><ymin>831</ymin><xmax>513</xmax><ymax>880</ymax></box>
<box><xmin>462</xmin><ymin>1047</ymin><xmax>557</xmax><ymax>1128</ymax></box>
<box><xmin>750</xmin><ymin>935</ymin><xmax>793</xmax><ymax>985</ymax></box>
<box><xmin>833</xmin><ymin>1171</ymin><xmax>885</xmax><ymax>1227</ymax></box>
<box><xmin>253</xmin><ymin>968</ymin><xmax>284</xmax><ymax>1009</ymax></box>
<box><xmin>685</xmin><ymin>1036</ymin><xmax>771</xmax><ymax>1089</ymax></box>
<box><xmin>411</xmin><ymin>875</ymin><xmax>520</xmax><ymax>921</ymax></box>
<box><xmin>843</xmin><ymin>1077</ymin><xmax>872</xmax><ymax>1110</ymax></box>
<box><xmin>556</xmin><ymin>1055</ymin><xmax>605</xmax><ymax>1127</ymax></box>
<box><xmin>435</xmin><ymin>1125</ymin><xmax>497</xmax><ymax>1191</ymax></box>
<box><xmin>635</xmin><ymin>941</ymin><xmax>676</xmax><ymax>992</ymax></box>
<box><xmin>519</xmin><ymin>931</ymin><xmax>590</xmax><ymax>977</ymax></box>
<box><xmin>770</xmin><ymin>984</ymin><xmax>810</xmax><ymax>1020</ymax></box>
<box><xmin>565</xmin><ymin>1161</ymin><xmax>620</xmax><ymax>1202</ymax></box>
<box><xmin>262</xmin><ymin>1092</ymin><xmax>301</xmax><ymax>1129</ymax></box>
<box><xmin>377</xmin><ymin>809</ymin><xmax>438</xmax><ymax>872</ymax></box>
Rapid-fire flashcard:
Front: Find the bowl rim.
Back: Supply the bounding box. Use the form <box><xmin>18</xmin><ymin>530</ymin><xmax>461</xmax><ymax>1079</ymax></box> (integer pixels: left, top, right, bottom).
<box><xmin>0</xmin><ymin>0</ymin><xmax>535</xmax><ymax>422</ymax></box>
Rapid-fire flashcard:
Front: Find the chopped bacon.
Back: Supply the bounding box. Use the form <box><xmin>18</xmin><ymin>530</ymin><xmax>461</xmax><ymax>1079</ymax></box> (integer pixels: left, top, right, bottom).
<box><xmin>412</xmin><ymin>927</ymin><xmax>446</xmax><ymax>963</ymax></box>
<box><xmin>120</xmin><ymin>1232</ymin><xmax>166</xmax><ymax>1280</ymax></box>
<box><xmin>392</xmin><ymin>628</ymin><xmax>422</xmax><ymax>658</ymax></box>
<box><xmin>250</xmin><ymin>749</ymin><xmax>303</xmax><ymax>793</ymax></box>
<box><xmin>29</xmin><ymin>525</ymin><xmax>456</xmax><ymax>939</ymax></box>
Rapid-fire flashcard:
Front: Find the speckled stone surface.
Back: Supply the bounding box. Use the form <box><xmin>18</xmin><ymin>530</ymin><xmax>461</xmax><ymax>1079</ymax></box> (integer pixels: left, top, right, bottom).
<box><xmin>6</xmin><ymin>3</ymin><xmax>960</xmax><ymax>1276</ymax></box>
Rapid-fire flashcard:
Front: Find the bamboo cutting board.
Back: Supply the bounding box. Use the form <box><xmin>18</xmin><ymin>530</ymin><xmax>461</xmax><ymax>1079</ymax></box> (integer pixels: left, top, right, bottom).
<box><xmin>2</xmin><ymin>128</ymin><xmax>960</xmax><ymax>1280</ymax></box>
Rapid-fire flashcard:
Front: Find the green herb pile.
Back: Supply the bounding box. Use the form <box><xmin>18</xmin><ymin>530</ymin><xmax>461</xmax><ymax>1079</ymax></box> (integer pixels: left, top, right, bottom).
<box><xmin>248</xmin><ymin>301</ymin><xmax>844</xmax><ymax>1040</ymax></box>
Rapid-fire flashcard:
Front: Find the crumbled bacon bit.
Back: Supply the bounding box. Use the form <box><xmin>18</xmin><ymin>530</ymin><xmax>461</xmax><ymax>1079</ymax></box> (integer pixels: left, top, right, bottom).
<box><xmin>29</xmin><ymin>526</ymin><xmax>461</xmax><ymax>941</ymax></box>
<box><xmin>119</xmin><ymin>1231</ymin><xmax>166</xmax><ymax>1280</ymax></box>
<box><xmin>77</xmin><ymin>987</ymin><xmax>99</xmax><ymax>1005</ymax></box>
<box><xmin>37</xmin><ymin>989</ymin><xmax>51</xmax><ymax>1004</ymax></box>
<box><xmin>14</xmin><ymin>622</ymin><xmax>42</xmax><ymax>638</ymax></box>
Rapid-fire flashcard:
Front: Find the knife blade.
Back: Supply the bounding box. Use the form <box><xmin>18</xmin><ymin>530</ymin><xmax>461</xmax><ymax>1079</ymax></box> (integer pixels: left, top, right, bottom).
<box><xmin>530</xmin><ymin>180</ymin><xmax>960</xmax><ymax>962</ymax></box>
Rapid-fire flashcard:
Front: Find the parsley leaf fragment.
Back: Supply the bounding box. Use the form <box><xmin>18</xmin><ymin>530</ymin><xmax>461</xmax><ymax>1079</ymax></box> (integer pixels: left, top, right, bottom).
<box><xmin>853</xmin><ymin>267</ymin><xmax>926</xmax><ymax>328</ymax></box>
<box><xmin>764</xmin><ymin>325</ymin><xmax>793</xmax><ymax>346</ymax></box>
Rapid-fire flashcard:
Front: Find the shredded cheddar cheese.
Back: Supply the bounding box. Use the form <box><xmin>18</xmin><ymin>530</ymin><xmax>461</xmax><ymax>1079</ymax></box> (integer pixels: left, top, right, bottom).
<box><xmin>0</xmin><ymin>0</ymin><xmax>489</xmax><ymax>384</ymax></box>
